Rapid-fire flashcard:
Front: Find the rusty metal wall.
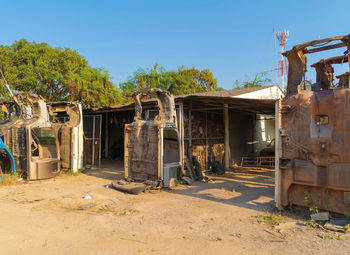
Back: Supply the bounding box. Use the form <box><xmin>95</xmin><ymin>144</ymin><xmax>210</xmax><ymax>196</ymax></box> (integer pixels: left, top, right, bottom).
<box><xmin>124</xmin><ymin>121</ymin><xmax>161</xmax><ymax>181</ymax></box>
<box><xmin>280</xmin><ymin>89</ymin><xmax>350</xmax><ymax>213</ymax></box>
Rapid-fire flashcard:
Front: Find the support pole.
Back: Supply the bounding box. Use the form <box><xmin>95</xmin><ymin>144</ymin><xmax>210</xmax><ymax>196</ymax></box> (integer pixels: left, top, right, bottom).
<box><xmin>92</xmin><ymin>116</ymin><xmax>95</xmax><ymax>166</ymax></box>
<box><xmin>275</xmin><ymin>99</ymin><xmax>282</xmax><ymax>209</ymax></box>
<box><xmin>188</xmin><ymin>101</ymin><xmax>192</xmax><ymax>159</ymax></box>
<box><xmin>205</xmin><ymin>110</ymin><xmax>208</xmax><ymax>169</ymax></box>
<box><xmin>224</xmin><ymin>104</ymin><xmax>230</xmax><ymax>171</ymax></box>
<box><xmin>99</xmin><ymin>114</ymin><xmax>102</xmax><ymax>168</ymax></box>
<box><xmin>105</xmin><ymin>113</ymin><xmax>109</xmax><ymax>159</ymax></box>
<box><xmin>179</xmin><ymin>103</ymin><xmax>185</xmax><ymax>171</ymax></box>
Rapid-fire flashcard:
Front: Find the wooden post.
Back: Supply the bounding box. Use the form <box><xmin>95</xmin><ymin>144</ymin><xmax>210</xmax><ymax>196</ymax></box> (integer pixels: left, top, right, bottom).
<box><xmin>205</xmin><ymin>110</ymin><xmax>208</xmax><ymax>169</ymax></box>
<box><xmin>179</xmin><ymin>103</ymin><xmax>185</xmax><ymax>171</ymax></box>
<box><xmin>224</xmin><ymin>104</ymin><xmax>230</xmax><ymax>170</ymax></box>
<box><xmin>275</xmin><ymin>99</ymin><xmax>282</xmax><ymax>209</ymax></box>
<box><xmin>105</xmin><ymin>112</ymin><xmax>109</xmax><ymax>159</ymax></box>
<box><xmin>188</xmin><ymin>101</ymin><xmax>192</xmax><ymax>159</ymax></box>
<box><xmin>98</xmin><ymin>114</ymin><xmax>102</xmax><ymax>168</ymax></box>
<box><xmin>92</xmin><ymin>116</ymin><xmax>95</xmax><ymax>166</ymax></box>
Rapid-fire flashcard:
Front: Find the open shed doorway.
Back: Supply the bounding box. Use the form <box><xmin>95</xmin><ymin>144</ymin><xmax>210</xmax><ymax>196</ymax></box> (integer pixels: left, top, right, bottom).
<box><xmin>180</xmin><ymin>99</ymin><xmax>276</xmax><ymax>172</ymax></box>
<box><xmin>102</xmin><ymin>110</ymin><xmax>134</xmax><ymax>161</ymax></box>
<box><xmin>83</xmin><ymin>114</ymin><xmax>102</xmax><ymax>167</ymax></box>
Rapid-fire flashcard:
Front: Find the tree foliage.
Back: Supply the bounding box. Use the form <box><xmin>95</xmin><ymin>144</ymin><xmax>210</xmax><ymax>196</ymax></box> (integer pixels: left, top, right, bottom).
<box><xmin>0</xmin><ymin>39</ymin><xmax>120</xmax><ymax>108</ymax></box>
<box><xmin>234</xmin><ymin>73</ymin><xmax>272</xmax><ymax>89</ymax></box>
<box><xmin>0</xmin><ymin>40</ymin><xmax>221</xmax><ymax>109</ymax></box>
<box><xmin>120</xmin><ymin>64</ymin><xmax>221</xmax><ymax>101</ymax></box>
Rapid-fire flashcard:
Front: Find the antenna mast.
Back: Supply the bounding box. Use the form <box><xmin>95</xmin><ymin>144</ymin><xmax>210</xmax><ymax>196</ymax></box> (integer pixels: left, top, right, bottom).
<box><xmin>275</xmin><ymin>29</ymin><xmax>289</xmax><ymax>91</ymax></box>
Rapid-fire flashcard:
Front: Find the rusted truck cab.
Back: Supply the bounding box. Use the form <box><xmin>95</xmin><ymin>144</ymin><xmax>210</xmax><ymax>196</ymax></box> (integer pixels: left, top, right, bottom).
<box><xmin>0</xmin><ymin>93</ymin><xmax>84</xmax><ymax>179</ymax></box>
<box><xmin>0</xmin><ymin>93</ymin><xmax>60</xmax><ymax>179</ymax></box>
<box><xmin>124</xmin><ymin>89</ymin><xmax>181</xmax><ymax>187</ymax></box>
<box><xmin>279</xmin><ymin>35</ymin><xmax>350</xmax><ymax>213</ymax></box>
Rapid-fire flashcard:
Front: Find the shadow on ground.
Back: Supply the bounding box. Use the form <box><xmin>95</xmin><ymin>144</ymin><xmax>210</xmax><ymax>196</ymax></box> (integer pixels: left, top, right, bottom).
<box><xmin>166</xmin><ymin>167</ymin><xmax>275</xmax><ymax>212</ymax></box>
<box><xmin>85</xmin><ymin>160</ymin><xmax>275</xmax><ymax>213</ymax></box>
<box><xmin>83</xmin><ymin>159</ymin><xmax>124</xmax><ymax>181</ymax></box>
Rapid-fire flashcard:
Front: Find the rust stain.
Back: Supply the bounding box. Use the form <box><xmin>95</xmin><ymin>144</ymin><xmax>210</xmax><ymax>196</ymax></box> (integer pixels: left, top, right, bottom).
<box><xmin>280</xmin><ymin>34</ymin><xmax>350</xmax><ymax>213</ymax></box>
<box><xmin>124</xmin><ymin>89</ymin><xmax>181</xmax><ymax>185</ymax></box>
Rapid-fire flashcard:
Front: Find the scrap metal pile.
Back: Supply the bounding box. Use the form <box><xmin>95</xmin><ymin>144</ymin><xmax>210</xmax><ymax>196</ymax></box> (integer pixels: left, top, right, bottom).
<box><xmin>0</xmin><ymin>92</ymin><xmax>83</xmax><ymax>180</ymax></box>
<box><xmin>124</xmin><ymin>88</ymin><xmax>181</xmax><ymax>187</ymax></box>
<box><xmin>279</xmin><ymin>35</ymin><xmax>350</xmax><ymax>213</ymax></box>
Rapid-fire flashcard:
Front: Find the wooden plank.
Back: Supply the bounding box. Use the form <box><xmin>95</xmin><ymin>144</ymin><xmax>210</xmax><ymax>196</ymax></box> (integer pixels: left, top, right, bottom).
<box><xmin>304</xmin><ymin>42</ymin><xmax>346</xmax><ymax>54</ymax></box>
<box><xmin>224</xmin><ymin>104</ymin><xmax>230</xmax><ymax>170</ymax></box>
<box><xmin>124</xmin><ymin>126</ymin><xmax>129</xmax><ymax>179</ymax></box>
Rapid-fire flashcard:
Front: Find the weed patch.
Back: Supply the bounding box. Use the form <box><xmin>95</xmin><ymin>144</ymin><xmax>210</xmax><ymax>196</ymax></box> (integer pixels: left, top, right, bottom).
<box><xmin>257</xmin><ymin>213</ymin><xmax>284</xmax><ymax>226</ymax></box>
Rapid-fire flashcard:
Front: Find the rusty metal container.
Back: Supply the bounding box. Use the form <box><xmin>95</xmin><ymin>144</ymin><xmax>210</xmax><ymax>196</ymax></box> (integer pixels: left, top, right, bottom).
<box><xmin>278</xmin><ymin>35</ymin><xmax>350</xmax><ymax>213</ymax></box>
<box><xmin>124</xmin><ymin>89</ymin><xmax>181</xmax><ymax>186</ymax></box>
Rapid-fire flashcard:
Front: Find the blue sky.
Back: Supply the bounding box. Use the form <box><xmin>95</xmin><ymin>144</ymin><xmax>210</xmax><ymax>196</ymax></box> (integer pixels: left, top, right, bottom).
<box><xmin>1</xmin><ymin>0</ymin><xmax>349</xmax><ymax>89</ymax></box>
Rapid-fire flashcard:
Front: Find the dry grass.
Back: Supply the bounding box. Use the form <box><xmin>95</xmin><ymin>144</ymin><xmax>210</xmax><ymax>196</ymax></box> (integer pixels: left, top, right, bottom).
<box><xmin>0</xmin><ymin>173</ymin><xmax>22</xmax><ymax>186</ymax></box>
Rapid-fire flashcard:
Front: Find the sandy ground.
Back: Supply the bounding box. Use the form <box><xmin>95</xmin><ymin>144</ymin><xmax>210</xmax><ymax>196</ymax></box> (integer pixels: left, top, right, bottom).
<box><xmin>0</xmin><ymin>160</ymin><xmax>349</xmax><ymax>255</ymax></box>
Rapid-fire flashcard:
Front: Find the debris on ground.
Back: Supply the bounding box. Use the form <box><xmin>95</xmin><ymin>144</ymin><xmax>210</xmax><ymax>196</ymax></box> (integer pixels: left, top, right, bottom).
<box><xmin>182</xmin><ymin>156</ymin><xmax>213</xmax><ymax>185</ymax></box>
<box><xmin>143</xmin><ymin>180</ymin><xmax>161</xmax><ymax>191</ymax></box>
<box><xmin>181</xmin><ymin>176</ymin><xmax>193</xmax><ymax>185</ymax></box>
<box><xmin>107</xmin><ymin>179</ymin><xmax>161</xmax><ymax>195</ymax></box>
<box><xmin>82</xmin><ymin>195</ymin><xmax>92</xmax><ymax>200</ymax></box>
<box><xmin>207</xmin><ymin>153</ymin><xmax>225</xmax><ymax>175</ymax></box>
<box><xmin>323</xmin><ymin>223</ymin><xmax>348</xmax><ymax>233</ymax></box>
<box><xmin>111</xmin><ymin>180</ymin><xmax>146</xmax><ymax>195</ymax></box>
<box><xmin>310</xmin><ymin>212</ymin><xmax>330</xmax><ymax>221</ymax></box>
<box><xmin>323</xmin><ymin>218</ymin><xmax>350</xmax><ymax>233</ymax></box>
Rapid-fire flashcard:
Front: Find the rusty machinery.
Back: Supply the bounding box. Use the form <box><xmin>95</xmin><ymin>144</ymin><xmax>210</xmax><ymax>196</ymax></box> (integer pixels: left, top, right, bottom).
<box><xmin>278</xmin><ymin>35</ymin><xmax>350</xmax><ymax>213</ymax></box>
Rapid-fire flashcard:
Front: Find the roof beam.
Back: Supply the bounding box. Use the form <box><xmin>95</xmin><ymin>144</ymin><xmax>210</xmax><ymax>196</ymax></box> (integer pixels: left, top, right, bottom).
<box><xmin>304</xmin><ymin>42</ymin><xmax>346</xmax><ymax>54</ymax></box>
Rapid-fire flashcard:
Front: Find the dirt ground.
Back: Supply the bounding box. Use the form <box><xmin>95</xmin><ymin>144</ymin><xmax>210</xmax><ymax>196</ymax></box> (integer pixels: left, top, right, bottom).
<box><xmin>0</xmin><ymin>160</ymin><xmax>349</xmax><ymax>255</ymax></box>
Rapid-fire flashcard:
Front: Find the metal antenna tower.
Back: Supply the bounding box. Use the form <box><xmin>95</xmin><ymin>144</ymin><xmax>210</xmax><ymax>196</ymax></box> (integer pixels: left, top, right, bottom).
<box><xmin>275</xmin><ymin>29</ymin><xmax>289</xmax><ymax>91</ymax></box>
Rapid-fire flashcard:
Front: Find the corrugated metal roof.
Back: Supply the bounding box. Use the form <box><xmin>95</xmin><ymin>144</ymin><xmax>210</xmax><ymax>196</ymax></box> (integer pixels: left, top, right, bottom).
<box><xmin>174</xmin><ymin>85</ymin><xmax>278</xmax><ymax>99</ymax></box>
<box><xmin>85</xmin><ymin>85</ymin><xmax>279</xmax><ymax>113</ymax></box>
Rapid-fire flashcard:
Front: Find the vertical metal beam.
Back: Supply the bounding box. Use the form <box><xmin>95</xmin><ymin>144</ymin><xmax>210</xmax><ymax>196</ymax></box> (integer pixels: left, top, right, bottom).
<box><xmin>179</xmin><ymin>102</ymin><xmax>185</xmax><ymax>171</ymax></box>
<box><xmin>205</xmin><ymin>110</ymin><xmax>208</xmax><ymax>169</ymax></box>
<box><xmin>92</xmin><ymin>116</ymin><xmax>95</xmax><ymax>166</ymax></box>
<box><xmin>99</xmin><ymin>114</ymin><xmax>102</xmax><ymax>168</ymax></box>
<box><xmin>252</xmin><ymin>113</ymin><xmax>256</xmax><ymax>155</ymax></box>
<box><xmin>224</xmin><ymin>104</ymin><xmax>230</xmax><ymax>170</ymax></box>
<box><xmin>188</xmin><ymin>101</ymin><xmax>192</xmax><ymax>159</ymax></box>
<box><xmin>105</xmin><ymin>113</ymin><xmax>109</xmax><ymax>159</ymax></box>
<box><xmin>160</xmin><ymin>126</ymin><xmax>164</xmax><ymax>179</ymax></box>
<box><xmin>275</xmin><ymin>99</ymin><xmax>282</xmax><ymax>209</ymax></box>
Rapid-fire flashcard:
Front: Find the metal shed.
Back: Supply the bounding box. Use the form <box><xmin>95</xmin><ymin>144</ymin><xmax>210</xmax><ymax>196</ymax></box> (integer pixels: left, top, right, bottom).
<box><xmin>83</xmin><ymin>85</ymin><xmax>282</xmax><ymax>173</ymax></box>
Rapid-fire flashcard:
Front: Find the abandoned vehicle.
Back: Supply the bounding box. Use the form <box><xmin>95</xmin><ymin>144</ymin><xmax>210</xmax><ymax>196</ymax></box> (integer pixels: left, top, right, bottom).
<box><xmin>276</xmin><ymin>35</ymin><xmax>350</xmax><ymax>214</ymax></box>
<box><xmin>124</xmin><ymin>89</ymin><xmax>181</xmax><ymax>187</ymax></box>
<box><xmin>0</xmin><ymin>93</ymin><xmax>83</xmax><ymax>180</ymax></box>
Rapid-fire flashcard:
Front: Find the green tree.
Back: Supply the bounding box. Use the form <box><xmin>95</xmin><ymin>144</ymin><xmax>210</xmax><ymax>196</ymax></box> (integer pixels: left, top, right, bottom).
<box><xmin>234</xmin><ymin>73</ymin><xmax>272</xmax><ymax>89</ymax></box>
<box><xmin>0</xmin><ymin>39</ymin><xmax>120</xmax><ymax>108</ymax></box>
<box><xmin>120</xmin><ymin>64</ymin><xmax>220</xmax><ymax>99</ymax></box>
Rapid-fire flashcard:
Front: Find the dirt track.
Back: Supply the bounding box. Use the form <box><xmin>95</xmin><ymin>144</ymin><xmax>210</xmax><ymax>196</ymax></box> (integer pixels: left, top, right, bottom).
<box><xmin>0</xmin><ymin>161</ymin><xmax>349</xmax><ymax>255</ymax></box>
